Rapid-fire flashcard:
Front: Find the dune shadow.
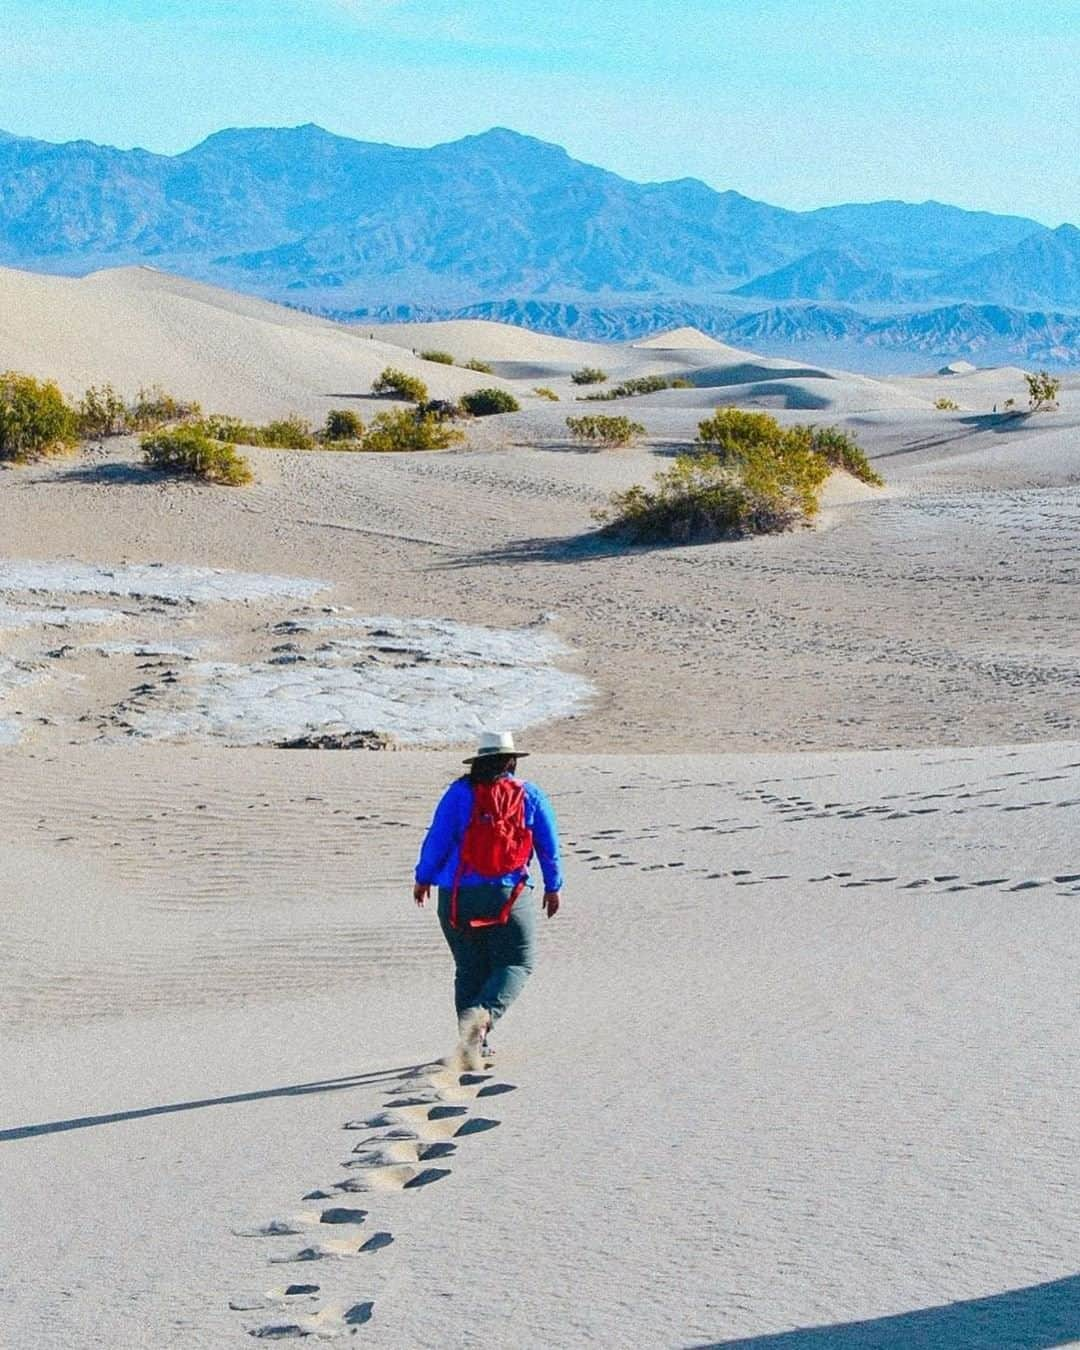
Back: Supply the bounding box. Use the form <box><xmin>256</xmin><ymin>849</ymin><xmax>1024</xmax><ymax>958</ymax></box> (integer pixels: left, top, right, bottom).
<box><xmin>435</xmin><ymin>524</ymin><xmax>746</xmax><ymax>568</ymax></box>
<box><xmin>873</xmin><ymin>412</ymin><xmax>1058</xmax><ymax>461</ymax></box>
<box><xmin>0</xmin><ymin>1063</ymin><xmax>427</xmax><ymax>1142</ymax></box>
<box><xmin>434</xmin><ymin>532</ymin><xmax>627</xmax><ymax>569</ymax></box>
<box><xmin>956</xmin><ymin>411</ymin><xmax>1080</xmax><ymax>436</ymax></box>
<box><xmin>688</xmin><ymin>363</ymin><xmax>834</xmax><ymax>389</ymax></box>
<box><xmin>52</xmin><ymin>461</ymin><xmax>160</xmax><ymax>485</ymax></box>
<box><xmin>694</xmin><ymin>1273</ymin><xmax>1080</xmax><ymax>1350</ymax></box>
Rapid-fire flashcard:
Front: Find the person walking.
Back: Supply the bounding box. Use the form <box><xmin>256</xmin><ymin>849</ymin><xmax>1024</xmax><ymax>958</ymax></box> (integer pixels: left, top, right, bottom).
<box><xmin>413</xmin><ymin>731</ymin><xmax>562</xmax><ymax>1069</ymax></box>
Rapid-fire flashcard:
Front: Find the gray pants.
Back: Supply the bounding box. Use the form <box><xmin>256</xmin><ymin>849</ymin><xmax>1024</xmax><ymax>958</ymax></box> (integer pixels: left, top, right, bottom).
<box><xmin>437</xmin><ymin>884</ymin><xmax>537</xmax><ymax>1024</ymax></box>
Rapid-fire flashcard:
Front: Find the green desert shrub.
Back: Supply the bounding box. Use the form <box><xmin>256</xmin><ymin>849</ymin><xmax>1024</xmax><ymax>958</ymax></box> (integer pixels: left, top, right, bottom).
<box><xmin>372</xmin><ymin>367</ymin><xmax>428</xmax><ymax>403</ymax></box>
<box><xmin>1025</xmin><ymin>370</ymin><xmax>1060</xmax><ymax>412</ymax></box>
<box><xmin>197</xmin><ymin>414</ymin><xmax>258</xmax><ymax>443</ymax></box>
<box><xmin>128</xmin><ymin>384</ymin><xmax>201</xmax><ymax>431</ymax></box>
<box><xmin>595</xmin><ymin>445</ymin><xmax>829</xmax><ymax>543</ymax></box>
<box><xmin>585</xmin><ymin>374</ymin><xmax>673</xmax><ymax>401</ymax></box>
<box><xmin>419</xmin><ymin>350</ymin><xmax>455</xmax><ymax>365</ymax></box>
<box><xmin>698</xmin><ymin>409</ymin><xmax>883</xmax><ymax>488</ymax></box>
<box><xmin>77</xmin><ymin>383</ymin><xmax>128</xmax><ymax>438</ymax></box>
<box><xmin>323</xmin><ymin>408</ymin><xmax>364</xmax><ymax>442</ymax></box>
<box><xmin>361</xmin><ymin>408</ymin><xmax>465</xmax><ymax>453</ymax></box>
<box><xmin>417</xmin><ymin>399</ymin><xmax>466</xmax><ymax>422</ymax></box>
<box><xmin>195</xmin><ymin>413</ymin><xmax>317</xmax><ymax>449</ymax></box>
<box><xmin>594</xmin><ymin>408</ymin><xmax>884</xmax><ymax>543</ymax></box>
<box><xmin>255</xmin><ymin>415</ymin><xmax>316</xmax><ymax>449</ymax></box>
<box><xmin>670</xmin><ymin>378</ymin><xmax>694</xmax><ymax>389</ymax></box>
<box><xmin>695</xmin><ymin>407</ymin><xmax>786</xmax><ymax>460</ymax></box>
<box><xmin>566</xmin><ymin>414</ymin><xmax>646</xmax><ymax>448</ymax></box>
<box><xmin>0</xmin><ymin>371</ymin><xmax>77</xmax><ymax>462</ymax></box>
<box><xmin>934</xmin><ymin>397</ymin><xmax>960</xmax><ymax>411</ymax></box>
<box><xmin>533</xmin><ymin>386</ymin><xmax>560</xmax><ymax>401</ymax></box>
<box><xmin>142</xmin><ymin>426</ymin><xmax>252</xmax><ymax>485</ymax></box>
<box><xmin>805</xmin><ymin>425</ymin><xmax>884</xmax><ymax>487</ymax></box>
<box><xmin>464</xmin><ymin>358</ymin><xmax>494</xmax><ymax>374</ymax></box>
<box><xmin>460</xmin><ymin>388</ymin><xmax>520</xmax><ymax>416</ymax></box>
<box><xmin>570</xmin><ymin>366</ymin><xmax>608</xmax><ymax>386</ymax></box>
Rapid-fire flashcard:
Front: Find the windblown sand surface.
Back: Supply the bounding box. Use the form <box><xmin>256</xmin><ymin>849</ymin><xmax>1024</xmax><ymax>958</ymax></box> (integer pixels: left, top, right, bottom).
<box><xmin>2</xmin><ymin>269</ymin><xmax>1078</xmax><ymax>1347</ymax></box>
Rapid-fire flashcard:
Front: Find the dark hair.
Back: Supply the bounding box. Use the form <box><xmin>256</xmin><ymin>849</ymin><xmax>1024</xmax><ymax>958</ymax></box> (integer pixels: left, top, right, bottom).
<box><xmin>465</xmin><ymin>754</ymin><xmax>518</xmax><ymax>784</ymax></box>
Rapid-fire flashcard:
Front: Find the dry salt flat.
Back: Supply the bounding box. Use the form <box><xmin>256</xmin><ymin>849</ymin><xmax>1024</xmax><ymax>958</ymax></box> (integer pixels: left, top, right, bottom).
<box><xmin>1</xmin><ymin>269</ymin><xmax>1079</xmax><ymax>1347</ymax></box>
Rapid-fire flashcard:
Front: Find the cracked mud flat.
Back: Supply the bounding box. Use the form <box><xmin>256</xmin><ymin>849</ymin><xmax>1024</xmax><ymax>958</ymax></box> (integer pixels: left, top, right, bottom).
<box><xmin>0</xmin><ymin>561</ymin><xmax>592</xmax><ymax>748</ymax></box>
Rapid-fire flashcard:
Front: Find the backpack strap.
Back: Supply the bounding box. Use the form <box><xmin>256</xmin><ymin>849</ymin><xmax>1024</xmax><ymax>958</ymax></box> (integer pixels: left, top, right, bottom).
<box><xmin>464</xmin><ymin>878</ymin><xmax>527</xmax><ymax>930</ymax></box>
<box><xmin>448</xmin><ymin>786</ymin><xmax>483</xmax><ymax>932</ymax></box>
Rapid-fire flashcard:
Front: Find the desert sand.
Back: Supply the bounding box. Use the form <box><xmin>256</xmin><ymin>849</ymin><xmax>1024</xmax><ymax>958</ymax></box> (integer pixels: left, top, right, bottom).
<box><xmin>1</xmin><ymin>267</ymin><xmax>1078</xmax><ymax>1347</ymax></box>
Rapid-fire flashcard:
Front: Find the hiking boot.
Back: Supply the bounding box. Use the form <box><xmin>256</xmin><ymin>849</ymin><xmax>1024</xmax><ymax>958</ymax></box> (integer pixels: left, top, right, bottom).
<box><xmin>456</xmin><ymin>1007</ymin><xmax>491</xmax><ymax>1072</ymax></box>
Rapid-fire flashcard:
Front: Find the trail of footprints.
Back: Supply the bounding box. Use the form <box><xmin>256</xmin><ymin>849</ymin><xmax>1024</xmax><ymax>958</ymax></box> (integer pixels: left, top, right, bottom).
<box><xmin>563</xmin><ymin>835</ymin><xmax>1079</xmax><ymax>899</ymax></box>
<box><xmin>230</xmin><ymin>1058</ymin><xmax>514</xmax><ymax>1339</ymax></box>
<box><xmin>561</xmin><ymin>760</ymin><xmax>1079</xmax><ymax>899</ymax></box>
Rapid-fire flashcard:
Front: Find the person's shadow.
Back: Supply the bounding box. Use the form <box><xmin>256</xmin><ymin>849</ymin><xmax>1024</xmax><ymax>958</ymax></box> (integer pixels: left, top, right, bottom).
<box><xmin>0</xmin><ymin>1064</ymin><xmax>424</xmax><ymax>1142</ymax></box>
<box><xmin>694</xmin><ymin>1273</ymin><xmax>1080</xmax><ymax>1349</ymax></box>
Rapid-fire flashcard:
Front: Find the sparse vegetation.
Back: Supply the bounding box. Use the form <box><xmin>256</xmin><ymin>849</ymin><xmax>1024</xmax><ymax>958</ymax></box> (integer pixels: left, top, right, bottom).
<box><xmin>128</xmin><ymin>384</ymin><xmax>201</xmax><ymax>431</ymax></box>
<box><xmin>419</xmin><ymin>350</ymin><xmax>455</xmax><ymax>365</ymax></box>
<box><xmin>464</xmin><ymin>358</ymin><xmax>494</xmax><ymax>374</ymax></box>
<box><xmin>254</xmin><ymin>415</ymin><xmax>316</xmax><ymax>449</ymax></box>
<box><xmin>0</xmin><ymin>371</ymin><xmax>77</xmax><ymax>462</ymax></box>
<box><xmin>583</xmin><ymin>374</ymin><xmax>674</xmax><ymax>401</ymax></box>
<box><xmin>418</xmin><ymin>399</ymin><xmax>467</xmax><ymax>422</ymax></box>
<box><xmin>372</xmin><ymin>367</ymin><xmax>429</xmax><ymax>403</ymax></box>
<box><xmin>323</xmin><ymin>409</ymin><xmax>364</xmax><ymax>442</ymax></box>
<box><xmin>197</xmin><ymin>414</ymin><xmax>252</xmax><ymax>442</ymax></box>
<box><xmin>1025</xmin><ymin>370</ymin><xmax>1060</xmax><ymax>413</ymax></box>
<box><xmin>805</xmin><ymin>425</ymin><xmax>884</xmax><ymax>487</ymax></box>
<box><xmin>595</xmin><ymin>439</ymin><xmax>830</xmax><ymax>543</ymax></box>
<box><xmin>570</xmin><ymin>367</ymin><xmax>608</xmax><ymax>386</ymax></box>
<box><xmin>934</xmin><ymin>397</ymin><xmax>960</xmax><ymax>411</ymax></box>
<box><xmin>361</xmin><ymin>408</ymin><xmax>465</xmax><ymax>452</ymax></box>
<box><xmin>142</xmin><ymin>425</ymin><xmax>252</xmax><ymax>485</ymax></box>
<box><xmin>77</xmin><ymin>383</ymin><xmax>128</xmax><ymax>438</ymax></box>
<box><xmin>566</xmin><ymin>414</ymin><xmax>646</xmax><ymax>448</ymax></box>
<box><xmin>596</xmin><ymin>408</ymin><xmax>883</xmax><ymax>544</ymax></box>
<box><xmin>460</xmin><ymin>388</ymin><xmax>520</xmax><ymax>416</ymax></box>
<box><xmin>194</xmin><ymin>413</ymin><xmax>315</xmax><ymax>449</ymax></box>
<box><xmin>533</xmin><ymin>386</ymin><xmax>560</xmax><ymax>401</ymax></box>
<box><xmin>695</xmin><ymin>408</ymin><xmax>788</xmax><ymax>459</ymax></box>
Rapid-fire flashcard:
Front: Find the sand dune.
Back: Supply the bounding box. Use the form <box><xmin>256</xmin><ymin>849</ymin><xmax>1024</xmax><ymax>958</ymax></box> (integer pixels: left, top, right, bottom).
<box><xmin>0</xmin><ymin>266</ymin><xmax>521</xmax><ymax>422</ymax></box>
<box><xmin>631</xmin><ymin>324</ymin><xmax>729</xmax><ymax>349</ymax></box>
<box><xmin>2</xmin><ymin>745</ymin><xmax>1078</xmax><ymax>1346</ymax></box>
<box><xmin>2</xmin><ymin>264</ymin><xmax>1078</xmax><ymax>1347</ymax></box>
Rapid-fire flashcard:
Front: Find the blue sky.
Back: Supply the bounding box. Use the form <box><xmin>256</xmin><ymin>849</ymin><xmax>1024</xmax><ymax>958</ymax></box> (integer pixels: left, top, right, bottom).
<box><xmin>3</xmin><ymin>0</ymin><xmax>1077</xmax><ymax>224</ymax></box>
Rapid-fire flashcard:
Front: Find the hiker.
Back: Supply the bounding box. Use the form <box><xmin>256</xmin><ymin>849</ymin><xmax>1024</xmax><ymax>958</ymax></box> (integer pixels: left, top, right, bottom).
<box><xmin>413</xmin><ymin>731</ymin><xmax>562</xmax><ymax>1067</ymax></box>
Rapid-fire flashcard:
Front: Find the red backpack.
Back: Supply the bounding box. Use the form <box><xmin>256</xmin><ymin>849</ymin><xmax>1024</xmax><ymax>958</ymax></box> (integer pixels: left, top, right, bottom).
<box><xmin>450</xmin><ymin>778</ymin><xmax>534</xmax><ymax>931</ymax></box>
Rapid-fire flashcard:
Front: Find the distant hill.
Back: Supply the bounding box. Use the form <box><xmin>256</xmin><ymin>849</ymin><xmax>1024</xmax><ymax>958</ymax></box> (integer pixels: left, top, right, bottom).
<box><xmin>345</xmin><ymin>298</ymin><xmax>1080</xmax><ymax>366</ymax></box>
<box><xmin>0</xmin><ymin>123</ymin><xmax>1077</xmax><ymax>362</ymax></box>
<box><xmin>929</xmin><ymin>224</ymin><xmax>1080</xmax><ymax>308</ymax></box>
<box><xmin>731</xmin><ymin>249</ymin><xmax>908</xmax><ymax>303</ymax></box>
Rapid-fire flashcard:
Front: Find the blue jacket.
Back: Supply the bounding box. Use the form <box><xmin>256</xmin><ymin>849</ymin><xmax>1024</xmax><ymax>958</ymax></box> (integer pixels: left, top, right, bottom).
<box><xmin>416</xmin><ymin>777</ymin><xmax>563</xmax><ymax>892</ymax></box>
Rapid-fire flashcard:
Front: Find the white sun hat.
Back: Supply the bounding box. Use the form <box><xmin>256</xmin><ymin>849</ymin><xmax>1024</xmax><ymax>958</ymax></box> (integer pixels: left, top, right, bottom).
<box><xmin>462</xmin><ymin>730</ymin><xmax>530</xmax><ymax>764</ymax></box>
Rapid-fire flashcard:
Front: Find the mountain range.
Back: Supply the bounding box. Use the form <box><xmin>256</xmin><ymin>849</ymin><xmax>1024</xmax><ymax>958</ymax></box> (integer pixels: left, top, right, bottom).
<box><xmin>2</xmin><ymin>124</ymin><xmax>1078</xmax><ymax>363</ymax></box>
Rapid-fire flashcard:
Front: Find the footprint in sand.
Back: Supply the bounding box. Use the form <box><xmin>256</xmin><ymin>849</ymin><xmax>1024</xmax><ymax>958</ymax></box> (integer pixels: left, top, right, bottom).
<box><xmin>334</xmin><ymin>1164</ymin><xmax>453</xmax><ymax>1193</ymax></box>
<box><xmin>248</xmin><ymin>1299</ymin><xmax>374</xmax><ymax>1339</ymax></box>
<box><xmin>234</xmin><ymin>1208</ymin><xmax>368</xmax><ymax>1239</ymax></box>
<box><xmin>346</xmin><ymin>1139</ymin><xmax>457</xmax><ymax>1167</ymax></box>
